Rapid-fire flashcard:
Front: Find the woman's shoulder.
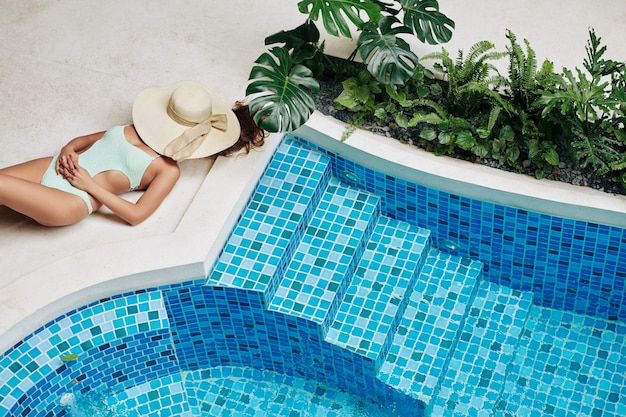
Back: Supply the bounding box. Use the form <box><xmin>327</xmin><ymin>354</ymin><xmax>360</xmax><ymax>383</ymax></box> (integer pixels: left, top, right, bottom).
<box><xmin>142</xmin><ymin>157</ymin><xmax>179</xmax><ymax>190</ymax></box>
<box><xmin>154</xmin><ymin>155</ymin><xmax>181</xmax><ymax>176</ymax></box>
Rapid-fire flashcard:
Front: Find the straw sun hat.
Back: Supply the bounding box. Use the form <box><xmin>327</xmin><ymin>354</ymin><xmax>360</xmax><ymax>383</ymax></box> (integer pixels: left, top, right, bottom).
<box><xmin>132</xmin><ymin>81</ymin><xmax>241</xmax><ymax>160</ymax></box>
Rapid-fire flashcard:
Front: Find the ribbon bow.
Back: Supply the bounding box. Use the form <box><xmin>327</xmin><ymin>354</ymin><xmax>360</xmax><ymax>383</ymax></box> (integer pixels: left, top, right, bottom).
<box><xmin>163</xmin><ymin>113</ymin><xmax>228</xmax><ymax>160</ymax></box>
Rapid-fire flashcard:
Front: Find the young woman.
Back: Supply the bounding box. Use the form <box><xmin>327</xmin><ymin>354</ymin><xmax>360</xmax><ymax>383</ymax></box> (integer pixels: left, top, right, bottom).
<box><xmin>0</xmin><ymin>81</ymin><xmax>264</xmax><ymax>226</ymax></box>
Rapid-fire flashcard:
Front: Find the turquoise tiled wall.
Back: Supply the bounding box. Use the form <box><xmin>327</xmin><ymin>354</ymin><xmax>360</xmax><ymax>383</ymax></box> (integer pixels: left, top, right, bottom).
<box><xmin>164</xmin><ymin>284</ymin><xmax>417</xmax><ymax>411</ymax></box>
<box><xmin>296</xmin><ymin>134</ymin><xmax>626</xmax><ymax>322</ymax></box>
<box><xmin>1</xmin><ymin>280</ymin><xmax>419</xmax><ymax>416</ymax></box>
<box><xmin>1</xmin><ymin>289</ymin><xmax>174</xmax><ymax>415</ymax></box>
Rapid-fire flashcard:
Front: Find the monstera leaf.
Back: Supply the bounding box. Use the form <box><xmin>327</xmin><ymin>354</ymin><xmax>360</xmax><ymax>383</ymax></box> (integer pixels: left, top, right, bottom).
<box><xmin>297</xmin><ymin>0</ymin><xmax>382</xmax><ymax>38</ymax></box>
<box><xmin>357</xmin><ymin>17</ymin><xmax>419</xmax><ymax>84</ymax></box>
<box><xmin>398</xmin><ymin>0</ymin><xmax>454</xmax><ymax>44</ymax></box>
<box><xmin>246</xmin><ymin>47</ymin><xmax>320</xmax><ymax>133</ymax></box>
<box><xmin>264</xmin><ymin>20</ymin><xmax>321</xmax><ymax>64</ymax></box>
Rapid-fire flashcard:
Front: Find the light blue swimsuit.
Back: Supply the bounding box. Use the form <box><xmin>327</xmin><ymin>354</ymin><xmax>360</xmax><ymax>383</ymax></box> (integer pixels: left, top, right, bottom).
<box><xmin>40</xmin><ymin>125</ymin><xmax>157</xmax><ymax>213</ymax></box>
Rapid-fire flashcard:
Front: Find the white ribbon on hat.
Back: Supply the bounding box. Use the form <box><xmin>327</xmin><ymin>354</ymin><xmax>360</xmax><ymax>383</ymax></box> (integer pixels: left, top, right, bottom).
<box><xmin>163</xmin><ymin>105</ymin><xmax>228</xmax><ymax>160</ymax></box>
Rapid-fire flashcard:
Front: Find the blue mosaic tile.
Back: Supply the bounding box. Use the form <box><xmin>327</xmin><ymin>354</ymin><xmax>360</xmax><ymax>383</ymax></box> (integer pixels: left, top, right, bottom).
<box><xmin>496</xmin><ymin>306</ymin><xmax>626</xmax><ymax>417</ymax></box>
<box><xmin>164</xmin><ymin>284</ymin><xmax>419</xmax><ymax>412</ymax></box>
<box><xmin>184</xmin><ymin>366</ymin><xmax>404</xmax><ymax>416</ymax></box>
<box><xmin>106</xmin><ymin>373</ymin><xmax>191</xmax><ymax>417</ymax></box>
<box><xmin>294</xmin><ymin>133</ymin><xmax>626</xmax><ymax>323</ymax></box>
<box><xmin>325</xmin><ymin>216</ymin><xmax>431</xmax><ymax>367</ymax></box>
<box><xmin>7</xmin><ymin>325</ymin><xmax>179</xmax><ymax>416</ymax></box>
<box><xmin>207</xmin><ymin>139</ymin><xmax>331</xmax><ymax>299</ymax></box>
<box><xmin>378</xmin><ymin>250</ymin><xmax>483</xmax><ymax>403</ymax></box>
<box><xmin>431</xmin><ymin>281</ymin><xmax>533</xmax><ymax>416</ymax></box>
<box><xmin>0</xmin><ymin>290</ymin><xmax>169</xmax><ymax>415</ymax></box>
<box><xmin>268</xmin><ymin>177</ymin><xmax>381</xmax><ymax>327</ymax></box>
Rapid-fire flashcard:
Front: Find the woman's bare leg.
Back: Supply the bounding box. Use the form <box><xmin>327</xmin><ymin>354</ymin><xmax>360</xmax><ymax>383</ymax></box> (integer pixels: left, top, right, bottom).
<box><xmin>0</xmin><ymin>157</ymin><xmax>52</xmax><ymax>182</ymax></box>
<box><xmin>0</xmin><ymin>158</ymin><xmax>89</xmax><ymax>226</ymax></box>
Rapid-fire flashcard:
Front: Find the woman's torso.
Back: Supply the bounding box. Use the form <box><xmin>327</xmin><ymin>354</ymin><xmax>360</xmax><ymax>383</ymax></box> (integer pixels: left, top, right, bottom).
<box><xmin>81</xmin><ymin>125</ymin><xmax>160</xmax><ymax>210</ymax></box>
<box><xmin>80</xmin><ymin>125</ymin><xmax>158</xmax><ymax>187</ymax></box>
<box><xmin>35</xmin><ymin>126</ymin><xmax>161</xmax><ymax>212</ymax></box>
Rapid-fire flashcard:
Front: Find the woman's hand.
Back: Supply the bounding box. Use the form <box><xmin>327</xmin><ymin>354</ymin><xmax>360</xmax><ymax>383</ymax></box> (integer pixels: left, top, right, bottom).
<box><xmin>62</xmin><ymin>155</ymin><xmax>95</xmax><ymax>192</ymax></box>
<box><xmin>56</xmin><ymin>146</ymin><xmax>79</xmax><ymax>175</ymax></box>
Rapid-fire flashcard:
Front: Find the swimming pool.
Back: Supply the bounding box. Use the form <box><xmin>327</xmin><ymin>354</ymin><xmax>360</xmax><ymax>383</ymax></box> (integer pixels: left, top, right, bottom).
<box><xmin>1</xmin><ymin>120</ymin><xmax>625</xmax><ymax>416</ymax></box>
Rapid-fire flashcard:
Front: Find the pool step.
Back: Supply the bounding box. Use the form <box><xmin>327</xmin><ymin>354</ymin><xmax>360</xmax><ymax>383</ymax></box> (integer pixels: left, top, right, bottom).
<box><xmin>324</xmin><ymin>217</ymin><xmax>431</xmax><ymax>369</ymax></box>
<box><xmin>429</xmin><ymin>281</ymin><xmax>533</xmax><ymax>416</ymax></box>
<box><xmin>378</xmin><ymin>250</ymin><xmax>483</xmax><ymax>404</ymax></box>
<box><xmin>206</xmin><ymin>138</ymin><xmax>331</xmax><ymax>301</ymax></box>
<box><xmin>205</xmin><ymin>136</ymin><xmax>540</xmax><ymax>415</ymax></box>
<box><xmin>267</xmin><ymin>178</ymin><xmax>381</xmax><ymax>329</ymax></box>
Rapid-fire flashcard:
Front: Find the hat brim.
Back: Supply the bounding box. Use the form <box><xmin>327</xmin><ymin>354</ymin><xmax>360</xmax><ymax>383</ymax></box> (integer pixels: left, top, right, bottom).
<box><xmin>132</xmin><ymin>81</ymin><xmax>241</xmax><ymax>159</ymax></box>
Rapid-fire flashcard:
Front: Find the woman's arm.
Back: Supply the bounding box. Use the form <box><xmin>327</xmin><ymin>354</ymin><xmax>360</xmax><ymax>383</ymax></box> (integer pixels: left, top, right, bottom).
<box><xmin>65</xmin><ymin>156</ymin><xmax>180</xmax><ymax>225</ymax></box>
<box><xmin>57</xmin><ymin>131</ymin><xmax>106</xmax><ymax>174</ymax></box>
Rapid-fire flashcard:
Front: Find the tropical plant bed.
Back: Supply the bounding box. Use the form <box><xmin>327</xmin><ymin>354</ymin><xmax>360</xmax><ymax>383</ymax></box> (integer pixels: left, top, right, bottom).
<box><xmin>243</xmin><ymin>1</ymin><xmax>625</xmax><ymax>197</ymax></box>
<box><xmin>310</xmin><ymin>55</ymin><xmax>626</xmax><ymax>196</ymax></box>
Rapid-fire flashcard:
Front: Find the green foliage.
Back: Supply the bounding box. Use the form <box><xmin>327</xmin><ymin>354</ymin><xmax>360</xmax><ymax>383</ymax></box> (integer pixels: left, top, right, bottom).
<box><xmin>410</xmin><ymin>41</ymin><xmax>528</xmax><ymax>167</ymax></box>
<box><xmin>371</xmin><ymin>65</ymin><xmax>438</xmax><ymax>118</ymax></box>
<box><xmin>246</xmin><ymin>47</ymin><xmax>320</xmax><ymax>133</ymax></box>
<box><xmin>491</xmin><ymin>125</ymin><xmax>521</xmax><ymax>167</ymax></box>
<box><xmin>397</xmin><ymin>0</ymin><xmax>455</xmax><ymax>44</ymax></box>
<box><xmin>421</xmin><ymin>40</ymin><xmax>507</xmax><ymax>117</ymax></box>
<box><xmin>249</xmin><ymin>10</ymin><xmax>626</xmax><ymax>193</ymax></box>
<box><xmin>499</xmin><ymin>29</ymin><xmax>560</xmax><ymax>175</ymax></box>
<box><xmin>582</xmin><ymin>28</ymin><xmax>625</xmax><ymax>80</ymax></box>
<box><xmin>398</xmin><ymin>98</ymin><xmax>476</xmax><ymax>155</ymax></box>
<box><xmin>569</xmin><ymin>122</ymin><xmax>622</xmax><ymax>175</ymax></box>
<box><xmin>504</xmin><ymin>29</ymin><xmax>554</xmax><ymax>109</ymax></box>
<box><xmin>264</xmin><ymin>20</ymin><xmax>321</xmax><ymax>65</ymax></box>
<box><xmin>357</xmin><ymin>16</ymin><xmax>420</xmax><ymax>84</ymax></box>
<box><xmin>536</xmin><ymin>29</ymin><xmax>626</xmax><ymax>176</ymax></box>
<box><xmin>248</xmin><ymin>0</ymin><xmax>456</xmax><ymax>131</ymax></box>
<box><xmin>364</xmin><ymin>27</ymin><xmax>624</xmax><ymax>187</ymax></box>
<box><xmin>371</xmin><ymin>28</ymin><xmax>624</xmax><ymax>183</ymax></box>
<box><xmin>335</xmin><ymin>70</ymin><xmax>382</xmax><ymax>110</ymax></box>
<box><xmin>297</xmin><ymin>0</ymin><xmax>382</xmax><ymax>38</ymax></box>
<box><xmin>528</xmin><ymin>139</ymin><xmax>560</xmax><ymax>178</ymax></box>
<box><xmin>264</xmin><ymin>20</ymin><xmax>328</xmax><ymax>77</ymax></box>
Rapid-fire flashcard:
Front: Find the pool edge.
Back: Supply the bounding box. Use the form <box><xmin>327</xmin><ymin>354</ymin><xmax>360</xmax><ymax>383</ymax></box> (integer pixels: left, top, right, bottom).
<box><xmin>299</xmin><ymin>111</ymin><xmax>626</xmax><ymax>229</ymax></box>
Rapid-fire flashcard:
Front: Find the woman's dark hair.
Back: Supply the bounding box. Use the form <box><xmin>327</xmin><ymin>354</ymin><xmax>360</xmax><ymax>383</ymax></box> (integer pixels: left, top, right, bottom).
<box><xmin>217</xmin><ymin>102</ymin><xmax>266</xmax><ymax>156</ymax></box>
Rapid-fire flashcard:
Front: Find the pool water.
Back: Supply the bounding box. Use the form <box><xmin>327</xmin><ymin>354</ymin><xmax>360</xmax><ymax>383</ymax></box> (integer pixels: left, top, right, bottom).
<box><xmin>499</xmin><ymin>308</ymin><xmax>626</xmax><ymax>416</ymax></box>
<box><xmin>1</xmin><ymin>133</ymin><xmax>625</xmax><ymax>416</ymax></box>
<box><xmin>59</xmin><ymin>367</ymin><xmax>399</xmax><ymax>416</ymax></box>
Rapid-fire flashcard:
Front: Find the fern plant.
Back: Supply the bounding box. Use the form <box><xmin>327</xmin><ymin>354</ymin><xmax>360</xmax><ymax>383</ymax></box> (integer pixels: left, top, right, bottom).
<box><xmin>421</xmin><ymin>40</ymin><xmax>507</xmax><ymax>117</ymax></box>
<box><xmin>501</xmin><ymin>29</ymin><xmax>560</xmax><ymax>177</ymax></box>
<box><xmin>414</xmin><ymin>41</ymin><xmax>531</xmax><ymax>166</ymax></box>
<box><xmin>504</xmin><ymin>30</ymin><xmax>554</xmax><ymax>109</ymax></box>
<box><xmin>535</xmin><ymin>29</ymin><xmax>626</xmax><ymax>176</ymax></box>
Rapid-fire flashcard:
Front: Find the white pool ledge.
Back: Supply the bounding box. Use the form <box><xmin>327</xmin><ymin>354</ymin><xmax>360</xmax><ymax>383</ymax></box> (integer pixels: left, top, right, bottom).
<box><xmin>300</xmin><ymin>112</ymin><xmax>626</xmax><ymax>228</ymax></box>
